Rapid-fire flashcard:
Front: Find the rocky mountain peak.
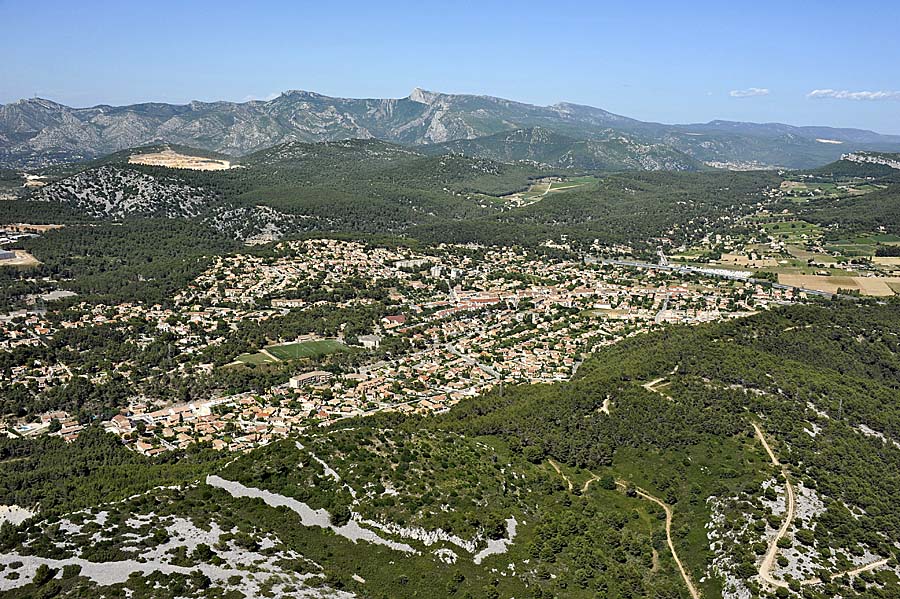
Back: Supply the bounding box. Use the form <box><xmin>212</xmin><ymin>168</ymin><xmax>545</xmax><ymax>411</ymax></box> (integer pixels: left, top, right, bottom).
<box><xmin>409</xmin><ymin>88</ymin><xmax>440</xmax><ymax>105</ymax></box>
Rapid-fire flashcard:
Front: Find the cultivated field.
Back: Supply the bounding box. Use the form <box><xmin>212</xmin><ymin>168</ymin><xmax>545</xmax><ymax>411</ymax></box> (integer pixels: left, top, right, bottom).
<box><xmin>779</xmin><ymin>273</ymin><xmax>900</xmax><ymax>296</ymax></box>
<box><xmin>128</xmin><ymin>149</ymin><xmax>233</xmax><ymax>171</ymax></box>
<box><xmin>873</xmin><ymin>257</ymin><xmax>900</xmax><ymax>267</ymax></box>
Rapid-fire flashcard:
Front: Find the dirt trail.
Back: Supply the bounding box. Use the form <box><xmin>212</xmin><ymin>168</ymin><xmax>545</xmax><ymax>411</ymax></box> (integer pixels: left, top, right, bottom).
<box><xmin>547</xmin><ymin>183</ymin><xmax>584</xmax><ymax>192</ymax></box>
<box><xmin>581</xmin><ymin>473</ymin><xmax>599</xmax><ymax>494</ymax></box>
<box><xmin>643</xmin><ymin>377</ymin><xmax>667</xmax><ymax>392</ymax></box>
<box><xmin>752</xmin><ymin>422</ymin><xmax>780</xmax><ymax>467</ymax></box>
<box><xmin>642</xmin><ymin>377</ymin><xmax>673</xmax><ymax>400</ymax></box>
<box><xmin>547</xmin><ymin>459</ymin><xmax>573</xmax><ymax>492</ymax></box>
<box><xmin>798</xmin><ymin>558</ymin><xmax>891</xmax><ymax>586</ymax></box>
<box><xmin>561</xmin><ymin>464</ymin><xmax>699</xmax><ymax>598</ymax></box>
<box><xmin>752</xmin><ymin>421</ymin><xmax>894</xmax><ymax>587</ymax></box>
<box><xmin>753</xmin><ymin>422</ymin><xmax>795</xmax><ymax>589</ymax></box>
<box><xmin>599</xmin><ymin>397</ymin><xmax>611</xmax><ymax>415</ymax></box>
<box><xmin>632</xmin><ymin>484</ymin><xmax>701</xmax><ymax>599</ymax></box>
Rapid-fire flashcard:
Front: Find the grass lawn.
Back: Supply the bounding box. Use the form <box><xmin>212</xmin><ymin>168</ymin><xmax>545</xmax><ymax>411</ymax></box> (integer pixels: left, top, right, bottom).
<box><xmin>266</xmin><ymin>338</ymin><xmax>347</xmax><ymax>360</ymax></box>
<box><xmin>234</xmin><ymin>351</ymin><xmax>277</xmax><ymax>365</ymax></box>
<box><xmin>761</xmin><ymin>220</ymin><xmax>821</xmax><ymax>243</ymax></box>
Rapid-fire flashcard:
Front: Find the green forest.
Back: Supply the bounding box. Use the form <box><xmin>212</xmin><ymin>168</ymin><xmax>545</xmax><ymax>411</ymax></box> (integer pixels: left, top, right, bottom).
<box><xmin>2</xmin><ymin>300</ymin><xmax>899</xmax><ymax>598</ymax></box>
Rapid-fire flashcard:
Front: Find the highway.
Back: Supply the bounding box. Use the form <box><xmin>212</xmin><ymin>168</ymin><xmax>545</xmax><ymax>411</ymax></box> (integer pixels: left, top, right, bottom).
<box><xmin>590</xmin><ymin>257</ymin><xmax>839</xmax><ymax>299</ymax></box>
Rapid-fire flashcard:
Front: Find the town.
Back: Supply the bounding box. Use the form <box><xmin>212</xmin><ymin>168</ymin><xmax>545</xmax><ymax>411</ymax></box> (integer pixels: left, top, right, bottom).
<box><xmin>3</xmin><ymin>237</ymin><xmax>807</xmax><ymax>455</ymax></box>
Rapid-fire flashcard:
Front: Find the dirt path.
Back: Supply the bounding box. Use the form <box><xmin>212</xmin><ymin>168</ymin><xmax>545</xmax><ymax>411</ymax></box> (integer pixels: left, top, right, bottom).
<box><xmin>642</xmin><ymin>377</ymin><xmax>674</xmax><ymax>400</ymax></box>
<box><xmin>752</xmin><ymin>422</ymin><xmax>780</xmax><ymax>467</ymax></box>
<box><xmin>643</xmin><ymin>377</ymin><xmax>667</xmax><ymax>392</ymax></box>
<box><xmin>752</xmin><ymin>421</ymin><xmax>893</xmax><ymax>587</ymax></box>
<box><xmin>798</xmin><ymin>557</ymin><xmax>891</xmax><ymax>586</ymax></box>
<box><xmin>581</xmin><ymin>473</ymin><xmax>599</xmax><ymax>494</ymax></box>
<box><xmin>753</xmin><ymin>422</ymin><xmax>795</xmax><ymax>589</ymax></box>
<box><xmin>547</xmin><ymin>459</ymin><xmax>573</xmax><ymax>492</ymax></box>
<box><xmin>599</xmin><ymin>397</ymin><xmax>611</xmax><ymax>415</ymax></box>
<box><xmin>631</xmin><ymin>484</ymin><xmax>702</xmax><ymax>599</ymax></box>
<box><xmin>559</xmin><ymin>464</ymin><xmax>699</xmax><ymax>598</ymax></box>
<box><xmin>547</xmin><ymin>183</ymin><xmax>585</xmax><ymax>192</ymax></box>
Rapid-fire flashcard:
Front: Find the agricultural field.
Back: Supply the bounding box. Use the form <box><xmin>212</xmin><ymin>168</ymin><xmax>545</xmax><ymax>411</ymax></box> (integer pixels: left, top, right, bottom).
<box><xmin>499</xmin><ymin>175</ymin><xmax>597</xmax><ymax>207</ymax></box>
<box><xmin>812</xmin><ymin>234</ymin><xmax>900</xmax><ymax>261</ymax></box>
<box><xmin>777</xmin><ymin>273</ymin><xmax>900</xmax><ymax>296</ymax></box>
<box><xmin>779</xmin><ymin>179</ymin><xmax>885</xmax><ymax>203</ymax></box>
<box><xmin>760</xmin><ymin>220</ymin><xmax>822</xmax><ymax>244</ymax></box>
<box><xmin>548</xmin><ymin>175</ymin><xmax>597</xmax><ymax>191</ymax></box>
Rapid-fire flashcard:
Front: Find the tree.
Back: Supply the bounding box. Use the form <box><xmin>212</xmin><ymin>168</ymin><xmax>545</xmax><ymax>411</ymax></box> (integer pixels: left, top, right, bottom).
<box><xmin>33</xmin><ymin>563</ymin><xmax>56</xmax><ymax>586</ymax></box>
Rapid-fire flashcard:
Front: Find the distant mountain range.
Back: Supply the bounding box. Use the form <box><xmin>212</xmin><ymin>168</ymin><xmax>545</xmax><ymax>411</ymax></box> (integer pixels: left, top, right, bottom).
<box><xmin>3</xmin><ymin>88</ymin><xmax>900</xmax><ymax>170</ymax></box>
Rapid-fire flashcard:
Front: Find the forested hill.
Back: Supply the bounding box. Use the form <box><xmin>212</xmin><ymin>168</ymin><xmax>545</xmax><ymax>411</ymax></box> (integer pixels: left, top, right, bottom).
<box><xmin>2</xmin><ymin>300</ymin><xmax>900</xmax><ymax>598</ymax></box>
<box><xmin>438</xmin><ymin>299</ymin><xmax>900</xmax><ymax>597</ymax></box>
<box><xmin>794</xmin><ymin>152</ymin><xmax>900</xmax><ymax>233</ymax></box>
<box><xmin>420</xmin><ymin>127</ymin><xmax>704</xmax><ymax>171</ymax></box>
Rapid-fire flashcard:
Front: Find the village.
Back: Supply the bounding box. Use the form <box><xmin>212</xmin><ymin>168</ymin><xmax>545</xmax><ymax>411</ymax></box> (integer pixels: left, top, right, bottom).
<box><xmin>2</xmin><ymin>238</ymin><xmax>807</xmax><ymax>455</ymax></box>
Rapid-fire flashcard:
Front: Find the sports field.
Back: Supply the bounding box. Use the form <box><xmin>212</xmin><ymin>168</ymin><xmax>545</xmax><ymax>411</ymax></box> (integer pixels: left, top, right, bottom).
<box><xmin>265</xmin><ymin>339</ymin><xmax>346</xmax><ymax>360</ymax></box>
<box><xmin>234</xmin><ymin>338</ymin><xmax>347</xmax><ymax>365</ymax></box>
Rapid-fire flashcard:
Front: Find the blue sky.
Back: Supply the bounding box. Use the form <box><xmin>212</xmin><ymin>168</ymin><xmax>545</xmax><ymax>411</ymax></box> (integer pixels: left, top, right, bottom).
<box><xmin>2</xmin><ymin>0</ymin><xmax>899</xmax><ymax>133</ymax></box>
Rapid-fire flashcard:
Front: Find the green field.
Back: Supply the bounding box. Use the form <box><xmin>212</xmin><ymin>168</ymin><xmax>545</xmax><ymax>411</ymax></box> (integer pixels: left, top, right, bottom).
<box><xmin>234</xmin><ymin>338</ymin><xmax>347</xmax><ymax>365</ymax></box>
<box><xmin>234</xmin><ymin>351</ymin><xmax>277</xmax><ymax>365</ymax></box>
<box><xmin>266</xmin><ymin>338</ymin><xmax>347</xmax><ymax>360</ymax></box>
<box><xmin>549</xmin><ymin>176</ymin><xmax>597</xmax><ymax>191</ymax></box>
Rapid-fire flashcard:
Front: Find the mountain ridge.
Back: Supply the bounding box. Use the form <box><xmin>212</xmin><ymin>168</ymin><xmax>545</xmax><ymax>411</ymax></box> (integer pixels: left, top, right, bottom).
<box><xmin>4</xmin><ymin>87</ymin><xmax>900</xmax><ymax>169</ymax></box>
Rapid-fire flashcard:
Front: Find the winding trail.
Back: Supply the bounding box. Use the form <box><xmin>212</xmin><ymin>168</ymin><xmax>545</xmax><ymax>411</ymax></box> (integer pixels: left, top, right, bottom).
<box><xmin>547</xmin><ymin>459</ymin><xmax>573</xmax><ymax>492</ymax></box>
<box><xmin>565</xmin><ymin>463</ymin><xmax>699</xmax><ymax>599</ymax></box>
<box><xmin>628</xmin><ymin>483</ymin><xmax>701</xmax><ymax>599</ymax></box>
<box><xmin>753</xmin><ymin>422</ymin><xmax>796</xmax><ymax>589</ymax></box>
<box><xmin>751</xmin><ymin>422</ymin><xmax>891</xmax><ymax>587</ymax></box>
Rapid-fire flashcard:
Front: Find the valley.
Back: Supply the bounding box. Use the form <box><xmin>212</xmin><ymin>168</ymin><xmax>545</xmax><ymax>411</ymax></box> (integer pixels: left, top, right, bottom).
<box><xmin>1</xmin><ymin>123</ymin><xmax>900</xmax><ymax>599</ymax></box>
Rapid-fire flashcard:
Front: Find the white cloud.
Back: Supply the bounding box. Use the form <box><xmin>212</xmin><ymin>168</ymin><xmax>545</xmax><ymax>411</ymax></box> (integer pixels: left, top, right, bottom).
<box><xmin>241</xmin><ymin>92</ymin><xmax>281</xmax><ymax>102</ymax></box>
<box><xmin>807</xmin><ymin>89</ymin><xmax>900</xmax><ymax>101</ymax></box>
<box><xmin>729</xmin><ymin>87</ymin><xmax>770</xmax><ymax>98</ymax></box>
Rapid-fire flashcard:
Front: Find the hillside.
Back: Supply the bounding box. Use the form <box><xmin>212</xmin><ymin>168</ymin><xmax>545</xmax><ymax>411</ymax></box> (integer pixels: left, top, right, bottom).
<box><xmin>786</xmin><ymin>153</ymin><xmax>900</xmax><ymax>233</ymax></box>
<box><xmin>1</xmin><ymin>301</ymin><xmax>898</xmax><ymax>598</ymax></box>
<box><xmin>423</xmin><ymin>127</ymin><xmax>703</xmax><ymax>171</ymax></box>
<box><xmin>3</xmin><ymin>89</ymin><xmax>900</xmax><ymax>169</ymax></box>
<box><xmin>13</xmin><ymin>139</ymin><xmax>789</xmax><ymax>254</ymax></box>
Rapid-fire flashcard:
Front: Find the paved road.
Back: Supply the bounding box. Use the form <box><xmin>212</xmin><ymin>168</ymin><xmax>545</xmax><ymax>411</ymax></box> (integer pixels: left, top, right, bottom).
<box><xmin>445</xmin><ymin>343</ymin><xmax>501</xmax><ymax>379</ymax></box>
<box><xmin>591</xmin><ymin>258</ymin><xmax>839</xmax><ymax>299</ymax></box>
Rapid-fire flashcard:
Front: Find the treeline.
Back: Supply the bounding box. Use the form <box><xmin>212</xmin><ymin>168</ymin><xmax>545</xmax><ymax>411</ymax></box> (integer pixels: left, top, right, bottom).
<box><xmin>436</xmin><ymin>299</ymin><xmax>900</xmax><ymax>567</ymax></box>
<box><xmin>0</xmin><ymin>426</ymin><xmax>223</xmax><ymax>513</ymax></box>
<box><xmin>20</xmin><ymin>219</ymin><xmax>237</xmax><ymax>305</ymax></box>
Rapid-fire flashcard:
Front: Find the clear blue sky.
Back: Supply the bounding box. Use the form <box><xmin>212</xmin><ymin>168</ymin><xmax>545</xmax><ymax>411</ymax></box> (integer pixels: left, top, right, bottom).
<box><xmin>2</xmin><ymin>0</ymin><xmax>899</xmax><ymax>133</ymax></box>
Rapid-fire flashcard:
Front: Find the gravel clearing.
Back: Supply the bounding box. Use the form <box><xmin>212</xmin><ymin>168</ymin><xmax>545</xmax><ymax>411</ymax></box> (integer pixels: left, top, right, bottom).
<box><xmin>206</xmin><ymin>475</ymin><xmax>417</xmax><ymax>554</ymax></box>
